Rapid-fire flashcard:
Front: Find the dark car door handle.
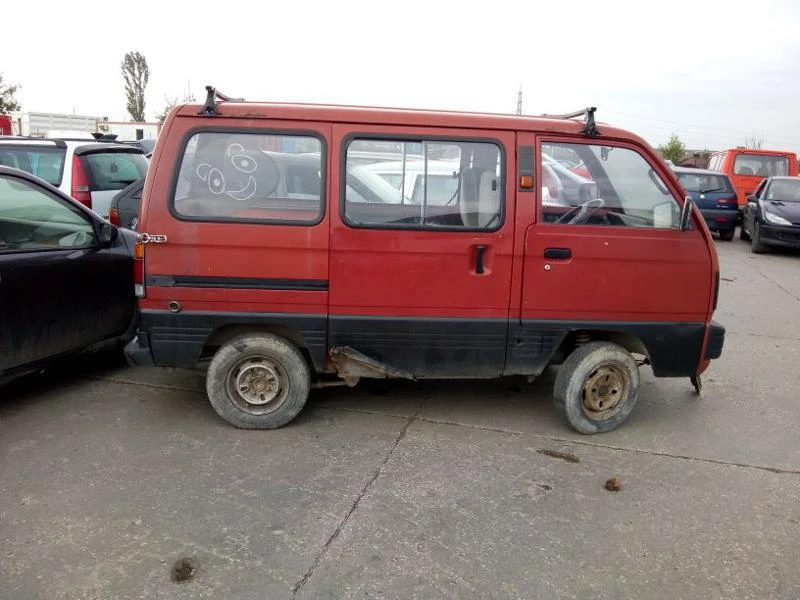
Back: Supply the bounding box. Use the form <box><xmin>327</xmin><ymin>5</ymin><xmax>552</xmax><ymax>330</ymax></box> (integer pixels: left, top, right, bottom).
<box><xmin>544</xmin><ymin>247</ymin><xmax>572</xmax><ymax>259</ymax></box>
<box><xmin>475</xmin><ymin>245</ymin><xmax>486</xmax><ymax>274</ymax></box>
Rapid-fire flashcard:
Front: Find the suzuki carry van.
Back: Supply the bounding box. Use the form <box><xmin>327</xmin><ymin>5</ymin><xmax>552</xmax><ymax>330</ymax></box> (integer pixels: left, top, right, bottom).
<box><xmin>126</xmin><ymin>88</ymin><xmax>725</xmax><ymax>434</ymax></box>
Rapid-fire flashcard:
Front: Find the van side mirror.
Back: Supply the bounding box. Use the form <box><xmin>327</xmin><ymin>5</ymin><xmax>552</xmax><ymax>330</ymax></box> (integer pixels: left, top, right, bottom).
<box><xmin>679</xmin><ymin>196</ymin><xmax>694</xmax><ymax>231</ymax></box>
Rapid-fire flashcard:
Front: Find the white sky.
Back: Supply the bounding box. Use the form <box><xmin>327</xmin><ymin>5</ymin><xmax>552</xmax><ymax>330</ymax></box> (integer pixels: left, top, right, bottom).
<box><xmin>2</xmin><ymin>0</ymin><xmax>799</xmax><ymax>154</ymax></box>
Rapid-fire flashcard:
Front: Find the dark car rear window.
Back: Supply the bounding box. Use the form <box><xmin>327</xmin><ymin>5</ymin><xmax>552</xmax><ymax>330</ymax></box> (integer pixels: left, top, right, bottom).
<box><xmin>677</xmin><ymin>172</ymin><xmax>733</xmax><ymax>193</ymax></box>
<box><xmin>82</xmin><ymin>152</ymin><xmax>148</xmax><ymax>192</ymax></box>
<box><xmin>0</xmin><ymin>146</ymin><xmax>66</xmax><ymax>186</ymax></box>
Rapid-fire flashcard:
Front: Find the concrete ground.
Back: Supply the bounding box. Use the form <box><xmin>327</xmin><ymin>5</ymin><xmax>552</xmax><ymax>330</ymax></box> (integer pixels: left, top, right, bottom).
<box><xmin>2</xmin><ymin>236</ymin><xmax>799</xmax><ymax>600</ymax></box>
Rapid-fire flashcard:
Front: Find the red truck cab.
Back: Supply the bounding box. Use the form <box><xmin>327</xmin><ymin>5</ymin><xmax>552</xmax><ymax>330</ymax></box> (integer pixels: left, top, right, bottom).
<box><xmin>125</xmin><ymin>89</ymin><xmax>724</xmax><ymax>434</ymax></box>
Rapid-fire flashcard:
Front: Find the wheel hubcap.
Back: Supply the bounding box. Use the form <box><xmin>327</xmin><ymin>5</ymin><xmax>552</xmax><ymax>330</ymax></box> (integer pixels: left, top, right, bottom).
<box><xmin>228</xmin><ymin>358</ymin><xmax>288</xmax><ymax>414</ymax></box>
<box><xmin>581</xmin><ymin>364</ymin><xmax>628</xmax><ymax>421</ymax></box>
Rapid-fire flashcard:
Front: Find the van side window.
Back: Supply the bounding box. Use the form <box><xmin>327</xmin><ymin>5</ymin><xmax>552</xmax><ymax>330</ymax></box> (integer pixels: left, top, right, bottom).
<box><xmin>541</xmin><ymin>143</ymin><xmax>680</xmax><ymax>229</ymax></box>
<box><xmin>172</xmin><ymin>132</ymin><xmax>324</xmax><ymax>224</ymax></box>
<box><xmin>343</xmin><ymin>138</ymin><xmax>503</xmax><ymax>230</ymax></box>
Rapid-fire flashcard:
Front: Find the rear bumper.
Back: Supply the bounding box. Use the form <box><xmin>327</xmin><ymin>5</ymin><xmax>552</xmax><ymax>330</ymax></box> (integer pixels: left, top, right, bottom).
<box><xmin>699</xmin><ymin>208</ymin><xmax>738</xmax><ymax>231</ymax></box>
<box><xmin>705</xmin><ymin>321</ymin><xmax>725</xmax><ymax>360</ymax></box>
<box><xmin>124</xmin><ymin>332</ymin><xmax>155</xmax><ymax>367</ymax></box>
<box><xmin>759</xmin><ymin>223</ymin><xmax>800</xmax><ymax>248</ymax></box>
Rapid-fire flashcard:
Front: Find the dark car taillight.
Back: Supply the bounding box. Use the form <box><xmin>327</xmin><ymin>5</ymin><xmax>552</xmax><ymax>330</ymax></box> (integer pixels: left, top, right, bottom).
<box><xmin>134</xmin><ymin>240</ymin><xmax>145</xmax><ymax>298</ymax></box>
<box><xmin>109</xmin><ymin>207</ymin><xmax>121</xmax><ymax>226</ymax></box>
<box><xmin>71</xmin><ymin>156</ymin><xmax>92</xmax><ymax>208</ymax></box>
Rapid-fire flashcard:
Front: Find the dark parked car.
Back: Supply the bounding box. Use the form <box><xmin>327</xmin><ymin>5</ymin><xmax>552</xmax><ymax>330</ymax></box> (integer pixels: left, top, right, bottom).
<box><xmin>740</xmin><ymin>176</ymin><xmax>800</xmax><ymax>253</ymax></box>
<box><xmin>109</xmin><ymin>177</ymin><xmax>145</xmax><ymax>230</ymax></box>
<box><xmin>0</xmin><ymin>166</ymin><xmax>137</xmax><ymax>382</ymax></box>
<box><xmin>673</xmin><ymin>167</ymin><xmax>739</xmax><ymax>240</ymax></box>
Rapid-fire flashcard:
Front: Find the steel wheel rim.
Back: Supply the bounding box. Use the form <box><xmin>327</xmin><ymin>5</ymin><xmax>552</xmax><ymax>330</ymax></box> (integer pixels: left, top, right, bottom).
<box><xmin>227</xmin><ymin>357</ymin><xmax>289</xmax><ymax>415</ymax></box>
<box><xmin>581</xmin><ymin>363</ymin><xmax>629</xmax><ymax>421</ymax></box>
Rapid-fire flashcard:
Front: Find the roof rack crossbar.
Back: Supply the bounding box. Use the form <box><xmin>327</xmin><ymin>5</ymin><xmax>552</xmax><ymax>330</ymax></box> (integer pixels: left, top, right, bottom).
<box><xmin>200</xmin><ymin>85</ymin><xmax>245</xmax><ymax>117</ymax></box>
<box><xmin>541</xmin><ymin>106</ymin><xmax>599</xmax><ymax>137</ymax></box>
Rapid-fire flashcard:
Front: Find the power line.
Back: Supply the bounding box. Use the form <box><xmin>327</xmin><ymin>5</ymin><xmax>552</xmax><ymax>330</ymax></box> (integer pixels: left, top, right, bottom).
<box><xmin>605</xmin><ymin>110</ymin><xmax>799</xmax><ymax>144</ymax></box>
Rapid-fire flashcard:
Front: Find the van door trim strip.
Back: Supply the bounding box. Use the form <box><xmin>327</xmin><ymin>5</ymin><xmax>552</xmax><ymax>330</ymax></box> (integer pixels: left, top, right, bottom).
<box><xmin>145</xmin><ymin>275</ymin><xmax>328</xmax><ymax>291</ymax></box>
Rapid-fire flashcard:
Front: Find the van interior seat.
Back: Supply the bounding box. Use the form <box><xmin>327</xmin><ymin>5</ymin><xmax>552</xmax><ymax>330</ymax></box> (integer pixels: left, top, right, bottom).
<box><xmin>459</xmin><ymin>168</ymin><xmax>500</xmax><ymax>228</ymax></box>
<box><xmin>738</xmin><ymin>166</ymin><xmax>754</xmax><ymax>175</ymax></box>
<box><xmin>477</xmin><ymin>170</ymin><xmax>500</xmax><ymax>227</ymax></box>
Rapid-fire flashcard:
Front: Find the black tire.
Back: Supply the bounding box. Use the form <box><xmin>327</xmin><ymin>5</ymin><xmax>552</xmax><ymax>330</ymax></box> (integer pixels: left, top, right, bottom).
<box><xmin>718</xmin><ymin>228</ymin><xmax>735</xmax><ymax>241</ymax></box>
<box><xmin>739</xmin><ymin>223</ymin><xmax>750</xmax><ymax>241</ymax></box>
<box><xmin>751</xmin><ymin>221</ymin><xmax>768</xmax><ymax>254</ymax></box>
<box><xmin>206</xmin><ymin>333</ymin><xmax>311</xmax><ymax>429</ymax></box>
<box><xmin>553</xmin><ymin>341</ymin><xmax>640</xmax><ymax>434</ymax></box>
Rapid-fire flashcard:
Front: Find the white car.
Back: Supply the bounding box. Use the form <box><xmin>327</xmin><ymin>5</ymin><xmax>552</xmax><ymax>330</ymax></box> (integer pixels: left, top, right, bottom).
<box><xmin>0</xmin><ymin>137</ymin><xmax>148</xmax><ymax>220</ymax></box>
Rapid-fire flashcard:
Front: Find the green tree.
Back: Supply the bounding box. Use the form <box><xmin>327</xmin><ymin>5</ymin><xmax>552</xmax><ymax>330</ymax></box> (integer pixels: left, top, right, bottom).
<box><xmin>658</xmin><ymin>134</ymin><xmax>686</xmax><ymax>164</ymax></box>
<box><xmin>121</xmin><ymin>51</ymin><xmax>150</xmax><ymax>122</ymax></box>
<box><xmin>0</xmin><ymin>73</ymin><xmax>21</xmax><ymax>114</ymax></box>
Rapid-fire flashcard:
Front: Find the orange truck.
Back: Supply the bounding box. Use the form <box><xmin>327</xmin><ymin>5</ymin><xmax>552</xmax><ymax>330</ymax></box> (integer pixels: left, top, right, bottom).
<box><xmin>709</xmin><ymin>148</ymin><xmax>799</xmax><ymax>211</ymax></box>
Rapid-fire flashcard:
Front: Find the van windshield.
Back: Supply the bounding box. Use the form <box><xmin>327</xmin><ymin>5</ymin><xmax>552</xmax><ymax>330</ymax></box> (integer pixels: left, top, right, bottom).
<box><xmin>733</xmin><ymin>154</ymin><xmax>790</xmax><ymax>177</ymax></box>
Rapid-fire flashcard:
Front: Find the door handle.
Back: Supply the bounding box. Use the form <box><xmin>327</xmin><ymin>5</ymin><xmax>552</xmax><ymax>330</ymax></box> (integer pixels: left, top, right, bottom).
<box><xmin>544</xmin><ymin>247</ymin><xmax>572</xmax><ymax>259</ymax></box>
<box><xmin>475</xmin><ymin>245</ymin><xmax>486</xmax><ymax>274</ymax></box>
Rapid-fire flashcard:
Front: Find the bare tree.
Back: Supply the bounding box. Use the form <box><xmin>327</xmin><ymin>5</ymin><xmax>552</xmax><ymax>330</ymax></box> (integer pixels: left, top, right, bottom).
<box><xmin>0</xmin><ymin>73</ymin><xmax>21</xmax><ymax>114</ymax></box>
<box><xmin>744</xmin><ymin>134</ymin><xmax>763</xmax><ymax>150</ymax></box>
<box><xmin>121</xmin><ymin>51</ymin><xmax>150</xmax><ymax>122</ymax></box>
<box><xmin>156</xmin><ymin>85</ymin><xmax>197</xmax><ymax>124</ymax></box>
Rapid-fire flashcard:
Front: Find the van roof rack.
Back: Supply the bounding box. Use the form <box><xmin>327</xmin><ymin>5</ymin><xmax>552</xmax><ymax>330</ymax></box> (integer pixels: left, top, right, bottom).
<box><xmin>200</xmin><ymin>85</ymin><xmax>245</xmax><ymax>117</ymax></box>
<box><xmin>541</xmin><ymin>107</ymin><xmax>599</xmax><ymax>137</ymax></box>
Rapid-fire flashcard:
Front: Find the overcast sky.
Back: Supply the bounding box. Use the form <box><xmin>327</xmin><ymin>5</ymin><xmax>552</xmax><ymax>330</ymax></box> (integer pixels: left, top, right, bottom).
<box><xmin>2</xmin><ymin>0</ymin><xmax>799</xmax><ymax>153</ymax></box>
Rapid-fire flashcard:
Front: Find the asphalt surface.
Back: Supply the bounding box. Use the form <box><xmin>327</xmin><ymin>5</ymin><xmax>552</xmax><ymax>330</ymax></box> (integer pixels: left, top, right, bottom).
<box><xmin>2</xmin><ymin>235</ymin><xmax>799</xmax><ymax>600</ymax></box>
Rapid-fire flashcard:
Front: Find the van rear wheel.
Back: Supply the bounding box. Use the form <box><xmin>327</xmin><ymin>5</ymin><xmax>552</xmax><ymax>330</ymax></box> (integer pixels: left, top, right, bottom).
<box><xmin>553</xmin><ymin>341</ymin><xmax>640</xmax><ymax>434</ymax></box>
<box><xmin>206</xmin><ymin>334</ymin><xmax>311</xmax><ymax>429</ymax></box>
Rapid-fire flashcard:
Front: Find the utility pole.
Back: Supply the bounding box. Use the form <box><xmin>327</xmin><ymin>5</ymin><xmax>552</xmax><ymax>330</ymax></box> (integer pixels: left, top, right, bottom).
<box><xmin>516</xmin><ymin>85</ymin><xmax>523</xmax><ymax>115</ymax></box>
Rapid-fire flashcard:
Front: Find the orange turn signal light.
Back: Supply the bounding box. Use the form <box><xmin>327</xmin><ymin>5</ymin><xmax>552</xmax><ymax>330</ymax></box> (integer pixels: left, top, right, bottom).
<box><xmin>519</xmin><ymin>175</ymin><xmax>534</xmax><ymax>189</ymax></box>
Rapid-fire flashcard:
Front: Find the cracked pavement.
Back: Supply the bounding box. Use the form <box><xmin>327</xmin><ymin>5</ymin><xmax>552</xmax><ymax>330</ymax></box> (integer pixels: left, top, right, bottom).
<box><xmin>2</xmin><ymin>240</ymin><xmax>800</xmax><ymax>599</ymax></box>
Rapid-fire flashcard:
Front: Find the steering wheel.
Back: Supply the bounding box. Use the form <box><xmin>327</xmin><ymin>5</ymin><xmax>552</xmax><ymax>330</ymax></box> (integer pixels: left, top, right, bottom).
<box><xmin>555</xmin><ymin>198</ymin><xmax>605</xmax><ymax>225</ymax></box>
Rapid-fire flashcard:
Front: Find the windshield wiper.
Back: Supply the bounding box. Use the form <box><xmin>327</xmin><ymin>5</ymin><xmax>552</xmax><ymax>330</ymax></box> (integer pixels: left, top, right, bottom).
<box><xmin>700</xmin><ymin>187</ymin><xmax>724</xmax><ymax>194</ymax></box>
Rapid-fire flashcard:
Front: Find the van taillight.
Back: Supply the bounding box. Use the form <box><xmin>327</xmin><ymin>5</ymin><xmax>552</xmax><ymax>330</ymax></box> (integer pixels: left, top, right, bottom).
<box><xmin>109</xmin><ymin>207</ymin><xmax>121</xmax><ymax>226</ymax></box>
<box><xmin>134</xmin><ymin>241</ymin><xmax>145</xmax><ymax>298</ymax></box>
<box><xmin>71</xmin><ymin>157</ymin><xmax>92</xmax><ymax>208</ymax></box>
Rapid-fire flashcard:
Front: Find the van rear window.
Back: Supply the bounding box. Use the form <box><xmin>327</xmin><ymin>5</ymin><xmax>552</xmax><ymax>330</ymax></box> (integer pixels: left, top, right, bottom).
<box><xmin>733</xmin><ymin>154</ymin><xmax>789</xmax><ymax>177</ymax></box>
<box><xmin>172</xmin><ymin>132</ymin><xmax>324</xmax><ymax>224</ymax></box>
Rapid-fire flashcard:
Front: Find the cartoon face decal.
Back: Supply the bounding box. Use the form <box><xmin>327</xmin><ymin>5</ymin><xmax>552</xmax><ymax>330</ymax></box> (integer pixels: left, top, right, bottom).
<box><xmin>196</xmin><ymin>143</ymin><xmax>260</xmax><ymax>202</ymax></box>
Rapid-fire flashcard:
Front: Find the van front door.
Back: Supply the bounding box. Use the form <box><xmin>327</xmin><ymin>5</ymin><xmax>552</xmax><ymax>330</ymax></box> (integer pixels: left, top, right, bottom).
<box><xmin>518</xmin><ymin>138</ymin><xmax>713</xmax><ymax>377</ymax></box>
<box><xmin>328</xmin><ymin>125</ymin><xmax>516</xmax><ymax>377</ymax></box>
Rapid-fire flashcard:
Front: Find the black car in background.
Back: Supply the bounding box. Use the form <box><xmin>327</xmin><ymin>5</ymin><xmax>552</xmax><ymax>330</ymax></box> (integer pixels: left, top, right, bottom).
<box><xmin>0</xmin><ymin>166</ymin><xmax>137</xmax><ymax>382</ymax></box>
<box><xmin>109</xmin><ymin>177</ymin><xmax>145</xmax><ymax>230</ymax></box>
<box><xmin>740</xmin><ymin>176</ymin><xmax>800</xmax><ymax>253</ymax></box>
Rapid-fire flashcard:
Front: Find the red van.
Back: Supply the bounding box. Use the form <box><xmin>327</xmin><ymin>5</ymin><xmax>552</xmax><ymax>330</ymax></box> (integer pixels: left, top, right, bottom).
<box><xmin>708</xmin><ymin>148</ymin><xmax>799</xmax><ymax>210</ymax></box>
<box><xmin>125</xmin><ymin>88</ymin><xmax>725</xmax><ymax>434</ymax></box>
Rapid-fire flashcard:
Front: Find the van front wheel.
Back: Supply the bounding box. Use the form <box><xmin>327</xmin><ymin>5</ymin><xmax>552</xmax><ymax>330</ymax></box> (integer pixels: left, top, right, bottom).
<box><xmin>553</xmin><ymin>341</ymin><xmax>640</xmax><ymax>434</ymax></box>
<box><xmin>206</xmin><ymin>334</ymin><xmax>311</xmax><ymax>429</ymax></box>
